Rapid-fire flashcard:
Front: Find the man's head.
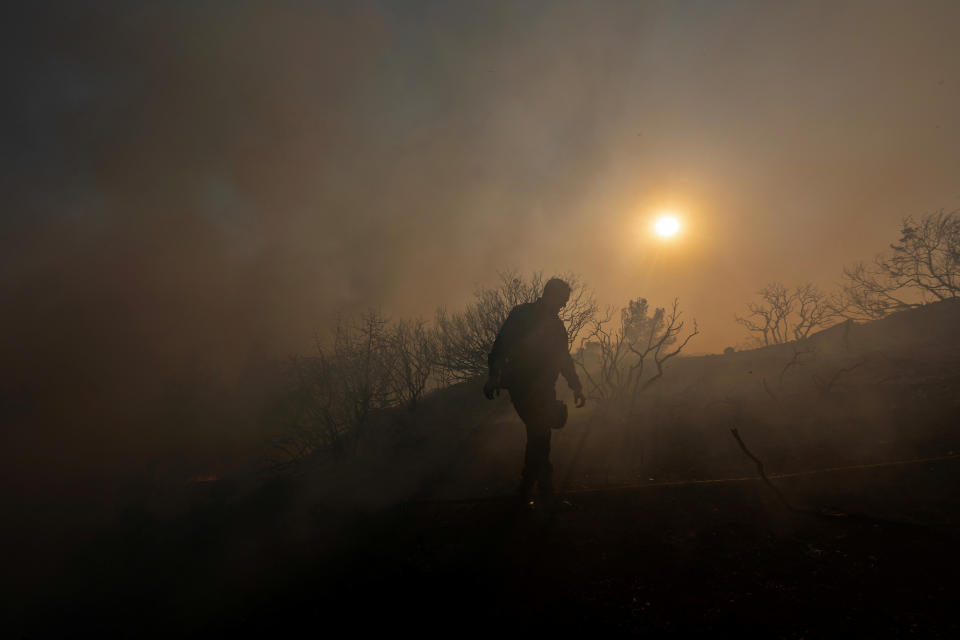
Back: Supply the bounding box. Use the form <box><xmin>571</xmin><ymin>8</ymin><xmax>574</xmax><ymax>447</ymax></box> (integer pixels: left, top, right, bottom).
<box><xmin>541</xmin><ymin>278</ymin><xmax>571</xmax><ymax>314</ymax></box>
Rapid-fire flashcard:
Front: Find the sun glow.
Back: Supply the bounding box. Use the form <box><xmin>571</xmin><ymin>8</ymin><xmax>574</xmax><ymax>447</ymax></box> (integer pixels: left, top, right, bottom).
<box><xmin>654</xmin><ymin>215</ymin><xmax>681</xmax><ymax>238</ymax></box>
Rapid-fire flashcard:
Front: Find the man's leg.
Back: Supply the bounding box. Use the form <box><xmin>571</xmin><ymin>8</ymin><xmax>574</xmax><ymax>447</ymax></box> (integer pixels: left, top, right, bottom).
<box><xmin>524</xmin><ymin>421</ymin><xmax>552</xmax><ymax>499</ymax></box>
<box><xmin>538</xmin><ymin>425</ymin><xmax>555</xmax><ymax>500</ymax></box>
<box><xmin>512</xmin><ymin>386</ymin><xmax>555</xmax><ymax>503</ymax></box>
<box><xmin>519</xmin><ymin>443</ymin><xmax>536</xmax><ymax>502</ymax></box>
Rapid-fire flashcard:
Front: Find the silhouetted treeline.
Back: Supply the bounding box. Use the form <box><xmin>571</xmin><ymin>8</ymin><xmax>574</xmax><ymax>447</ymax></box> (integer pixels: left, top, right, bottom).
<box><xmin>265</xmin><ymin>270</ymin><xmax>705</xmax><ymax>465</ymax></box>
<box><xmin>736</xmin><ymin>209</ymin><xmax>959</xmax><ymax>347</ymax></box>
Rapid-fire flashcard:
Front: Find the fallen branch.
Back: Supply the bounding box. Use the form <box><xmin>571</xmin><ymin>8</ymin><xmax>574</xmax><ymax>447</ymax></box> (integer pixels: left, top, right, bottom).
<box><xmin>727</xmin><ymin>426</ymin><xmax>921</xmax><ymax>528</ymax></box>
<box><xmin>729</xmin><ymin>427</ymin><xmax>796</xmax><ymax>512</ymax></box>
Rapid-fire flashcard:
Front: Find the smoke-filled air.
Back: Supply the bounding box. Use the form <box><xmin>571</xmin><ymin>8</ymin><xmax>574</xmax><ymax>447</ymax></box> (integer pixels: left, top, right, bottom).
<box><xmin>3</xmin><ymin>1</ymin><xmax>960</xmax><ymax>635</ymax></box>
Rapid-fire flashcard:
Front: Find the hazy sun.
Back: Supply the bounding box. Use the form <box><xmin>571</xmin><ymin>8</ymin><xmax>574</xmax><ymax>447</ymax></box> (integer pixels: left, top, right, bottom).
<box><xmin>654</xmin><ymin>215</ymin><xmax>681</xmax><ymax>238</ymax></box>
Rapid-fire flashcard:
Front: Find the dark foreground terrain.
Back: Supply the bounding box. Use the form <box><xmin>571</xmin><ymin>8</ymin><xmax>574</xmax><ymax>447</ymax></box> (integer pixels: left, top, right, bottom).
<box><xmin>6</xmin><ymin>302</ymin><xmax>960</xmax><ymax>637</ymax></box>
<box><xmin>9</xmin><ymin>456</ymin><xmax>960</xmax><ymax>637</ymax></box>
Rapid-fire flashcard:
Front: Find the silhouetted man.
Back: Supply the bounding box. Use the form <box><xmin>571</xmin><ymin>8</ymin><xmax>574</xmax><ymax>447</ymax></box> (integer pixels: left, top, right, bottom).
<box><xmin>484</xmin><ymin>278</ymin><xmax>586</xmax><ymax>506</ymax></box>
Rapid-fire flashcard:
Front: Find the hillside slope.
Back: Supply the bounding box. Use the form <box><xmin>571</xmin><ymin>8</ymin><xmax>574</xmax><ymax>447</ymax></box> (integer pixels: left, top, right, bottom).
<box><xmin>298</xmin><ymin>299</ymin><xmax>960</xmax><ymax>507</ymax></box>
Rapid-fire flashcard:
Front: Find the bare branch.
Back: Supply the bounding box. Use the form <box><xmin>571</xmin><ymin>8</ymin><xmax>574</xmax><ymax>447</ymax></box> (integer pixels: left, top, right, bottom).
<box><xmin>779</xmin><ymin>343</ymin><xmax>816</xmax><ymax>385</ymax></box>
<box><xmin>575</xmin><ymin>297</ymin><xmax>698</xmax><ymax>402</ymax></box>
<box><xmin>840</xmin><ymin>210</ymin><xmax>960</xmax><ymax>319</ymax></box>
<box><xmin>737</xmin><ymin>282</ymin><xmax>842</xmax><ymax>346</ymax></box>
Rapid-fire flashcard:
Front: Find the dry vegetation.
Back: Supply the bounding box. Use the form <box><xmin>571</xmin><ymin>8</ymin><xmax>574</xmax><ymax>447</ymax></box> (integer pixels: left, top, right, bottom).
<box><xmin>841</xmin><ymin>210</ymin><xmax>960</xmax><ymax>318</ymax></box>
<box><xmin>265</xmin><ymin>210</ymin><xmax>960</xmax><ymax>472</ymax></box>
<box><xmin>9</xmin><ymin>211</ymin><xmax>960</xmax><ymax>636</ymax></box>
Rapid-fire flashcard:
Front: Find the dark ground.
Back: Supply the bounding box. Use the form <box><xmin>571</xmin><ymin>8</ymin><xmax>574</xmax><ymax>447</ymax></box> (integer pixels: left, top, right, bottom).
<box><xmin>6</xmin><ymin>302</ymin><xmax>960</xmax><ymax>637</ymax></box>
<box><xmin>9</xmin><ymin>457</ymin><xmax>960</xmax><ymax>637</ymax></box>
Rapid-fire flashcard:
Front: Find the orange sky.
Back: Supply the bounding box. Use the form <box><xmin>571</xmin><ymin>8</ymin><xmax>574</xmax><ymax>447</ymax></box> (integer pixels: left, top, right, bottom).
<box><xmin>3</xmin><ymin>0</ymin><xmax>959</xmax><ymax>373</ymax></box>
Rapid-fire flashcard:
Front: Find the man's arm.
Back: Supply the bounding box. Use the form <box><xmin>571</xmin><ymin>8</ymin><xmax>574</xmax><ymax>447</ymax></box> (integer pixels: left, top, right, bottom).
<box><xmin>559</xmin><ymin>350</ymin><xmax>581</xmax><ymax>391</ymax></box>
<box><xmin>556</xmin><ymin>320</ymin><xmax>586</xmax><ymax>407</ymax></box>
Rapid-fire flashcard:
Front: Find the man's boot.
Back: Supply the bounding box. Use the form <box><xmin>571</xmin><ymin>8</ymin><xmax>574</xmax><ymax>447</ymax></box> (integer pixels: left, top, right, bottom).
<box><xmin>538</xmin><ymin>465</ymin><xmax>573</xmax><ymax>512</ymax></box>
<box><xmin>538</xmin><ymin>466</ymin><xmax>554</xmax><ymax>504</ymax></box>
<box><xmin>517</xmin><ymin>473</ymin><xmax>536</xmax><ymax>507</ymax></box>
